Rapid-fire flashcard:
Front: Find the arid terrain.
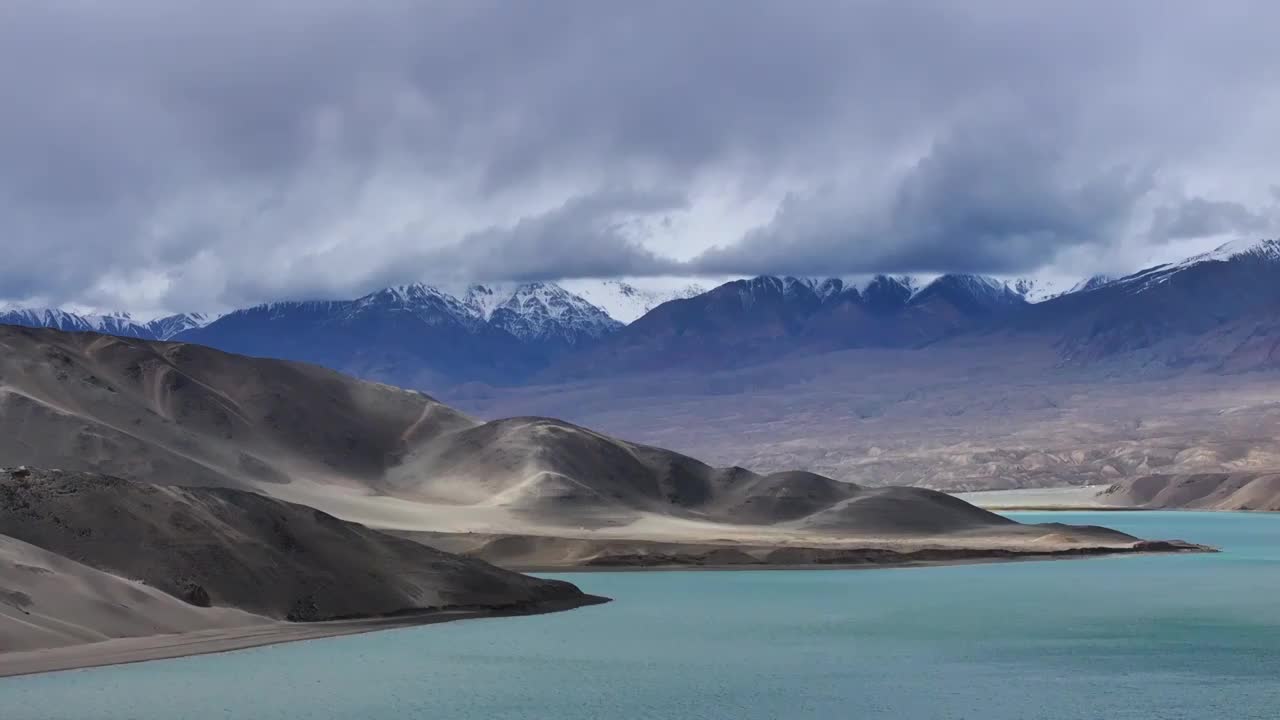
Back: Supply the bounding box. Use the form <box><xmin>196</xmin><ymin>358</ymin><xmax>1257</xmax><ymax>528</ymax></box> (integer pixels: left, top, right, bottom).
<box><xmin>1097</xmin><ymin>473</ymin><xmax>1280</xmax><ymax>511</ymax></box>
<box><xmin>0</xmin><ymin>326</ymin><xmax>1226</xmax><ymax>677</ymax></box>
<box><xmin>0</xmin><ymin>326</ymin><xmax>1186</xmax><ymax>548</ymax></box>
<box><xmin>0</xmin><ymin>467</ymin><xmax>600</xmax><ymax>676</ymax></box>
<box><xmin>447</xmin><ymin>340</ymin><xmax>1280</xmax><ymax>492</ymax></box>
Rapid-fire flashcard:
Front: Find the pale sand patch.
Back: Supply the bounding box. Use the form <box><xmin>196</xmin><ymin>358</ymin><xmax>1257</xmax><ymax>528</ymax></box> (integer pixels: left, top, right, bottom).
<box><xmin>953</xmin><ymin>486</ymin><xmax>1111</xmax><ymax>510</ymax></box>
<box><xmin>0</xmin><ymin>599</ymin><xmax>606</xmax><ymax>679</ymax></box>
<box><xmin>0</xmin><ymin>535</ymin><xmax>267</xmax><ymax>654</ymax></box>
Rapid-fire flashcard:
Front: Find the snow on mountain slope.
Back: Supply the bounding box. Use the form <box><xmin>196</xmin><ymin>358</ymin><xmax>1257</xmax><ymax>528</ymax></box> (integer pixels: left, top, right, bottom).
<box><xmin>480</xmin><ymin>282</ymin><xmax>622</xmax><ymax>344</ymax></box>
<box><xmin>1065</xmin><ymin>274</ymin><xmax>1117</xmax><ymax>295</ymax></box>
<box><xmin>1106</xmin><ymin>238</ymin><xmax>1280</xmax><ymax>295</ymax></box>
<box><xmin>145</xmin><ymin>313</ymin><xmax>215</xmax><ymax>340</ymax></box>
<box><xmin>0</xmin><ymin>307</ymin><xmax>215</xmax><ymax>341</ymax></box>
<box><xmin>1174</xmin><ymin>237</ymin><xmax>1280</xmax><ymax>267</ymax></box>
<box><xmin>347</xmin><ymin>284</ymin><xmax>482</xmax><ymax>329</ymax></box>
<box><xmin>1008</xmin><ymin>276</ymin><xmax>1071</xmax><ymax>303</ymax></box>
<box><xmin>909</xmin><ymin>274</ymin><xmax>1028</xmax><ymax>313</ymax></box>
<box><xmin>0</xmin><ymin>308</ymin><xmax>97</xmax><ymax>334</ymax></box>
<box><xmin>459</xmin><ymin>284</ymin><xmax>511</xmax><ymax>321</ymax></box>
<box><xmin>559</xmin><ymin>279</ymin><xmax>707</xmax><ymax>323</ymax></box>
<box><xmin>82</xmin><ymin>312</ymin><xmax>142</xmax><ymax>336</ymax></box>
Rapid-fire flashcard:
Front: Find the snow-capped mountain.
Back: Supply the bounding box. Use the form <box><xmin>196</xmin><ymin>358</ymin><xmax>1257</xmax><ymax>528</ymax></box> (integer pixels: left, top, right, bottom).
<box><xmin>171</xmin><ymin>280</ymin><xmax>625</xmax><ymax>387</ymax></box>
<box><xmin>908</xmin><ymin>274</ymin><xmax>1027</xmax><ymax>314</ymax></box>
<box><xmin>459</xmin><ymin>284</ymin><xmax>510</xmax><ymax>322</ymax></box>
<box><xmin>479</xmin><ymin>282</ymin><xmax>622</xmax><ymax>345</ymax></box>
<box><xmin>1007</xmin><ymin>276</ymin><xmax>1077</xmax><ymax>303</ymax></box>
<box><xmin>331</xmin><ymin>281</ymin><xmax>623</xmax><ymax>344</ymax></box>
<box><xmin>1065</xmin><ymin>274</ymin><xmax>1117</xmax><ymax>295</ymax></box>
<box><xmin>0</xmin><ymin>308</ymin><xmax>213</xmax><ymax>340</ymax></box>
<box><xmin>142</xmin><ymin>313</ymin><xmax>215</xmax><ymax>340</ymax></box>
<box><xmin>348</xmin><ymin>284</ymin><xmax>484</xmax><ymax>329</ymax></box>
<box><xmin>12</xmin><ymin>238</ymin><xmax>1280</xmax><ymax>387</ymax></box>
<box><xmin>1102</xmin><ymin>238</ymin><xmax>1280</xmax><ymax>296</ymax></box>
<box><xmin>1014</xmin><ymin>238</ymin><xmax>1280</xmax><ymax>365</ymax></box>
<box><xmin>558</xmin><ymin>279</ymin><xmax>707</xmax><ymax>323</ymax></box>
<box><xmin>1183</xmin><ymin>237</ymin><xmax>1280</xmax><ymax>265</ymax></box>
<box><xmin>0</xmin><ymin>308</ymin><xmax>101</xmax><ymax>335</ymax></box>
<box><xmin>555</xmin><ymin>272</ymin><xmax>1035</xmax><ymax>375</ymax></box>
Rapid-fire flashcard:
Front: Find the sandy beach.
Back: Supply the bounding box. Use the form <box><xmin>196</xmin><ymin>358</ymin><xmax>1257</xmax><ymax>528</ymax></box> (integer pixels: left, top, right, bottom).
<box><xmin>0</xmin><ymin>596</ymin><xmax>608</xmax><ymax>679</ymax></box>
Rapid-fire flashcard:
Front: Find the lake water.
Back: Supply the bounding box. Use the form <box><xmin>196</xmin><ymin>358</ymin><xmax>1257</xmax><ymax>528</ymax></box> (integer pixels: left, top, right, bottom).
<box><xmin>4</xmin><ymin>511</ymin><xmax>1279</xmax><ymax>720</ymax></box>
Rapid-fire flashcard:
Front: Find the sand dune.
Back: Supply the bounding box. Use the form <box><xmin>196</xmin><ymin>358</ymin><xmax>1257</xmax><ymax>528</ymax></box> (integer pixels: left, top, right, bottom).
<box><xmin>1098</xmin><ymin>473</ymin><xmax>1280</xmax><ymax>511</ymax></box>
<box><xmin>0</xmin><ymin>534</ymin><xmax>266</xmax><ymax>653</ymax></box>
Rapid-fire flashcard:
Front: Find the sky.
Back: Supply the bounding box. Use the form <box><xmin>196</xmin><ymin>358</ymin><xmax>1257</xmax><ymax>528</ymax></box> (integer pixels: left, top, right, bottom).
<box><xmin>3</xmin><ymin>1</ymin><xmax>1280</xmax><ymax>316</ymax></box>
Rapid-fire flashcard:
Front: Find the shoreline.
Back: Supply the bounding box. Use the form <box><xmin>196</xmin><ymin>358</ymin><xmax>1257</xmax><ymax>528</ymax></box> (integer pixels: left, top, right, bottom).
<box><xmin>1</xmin><ymin>541</ymin><xmax>1214</xmax><ymax>679</ymax></box>
<box><xmin>0</xmin><ymin>594</ymin><xmax>609</xmax><ymax>680</ymax></box>
<box><xmin>991</xmin><ymin>504</ymin><xmax>1280</xmax><ymax>514</ymax></box>
<box><xmin>511</xmin><ymin>540</ymin><xmax>1216</xmax><ymax>573</ymax></box>
<box><xmin>980</xmin><ymin>505</ymin><xmax>1148</xmax><ymax>512</ymax></box>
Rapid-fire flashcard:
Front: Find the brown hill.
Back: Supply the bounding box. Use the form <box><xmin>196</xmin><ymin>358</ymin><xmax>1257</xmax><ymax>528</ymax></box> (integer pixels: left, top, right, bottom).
<box><xmin>0</xmin><ymin>468</ymin><xmax>590</xmax><ymax>622</ymax></box>
<box><xmin>1098</xmin><ymin>473</ymin><xmax>1280</xmax><ymax>511</ymax></box>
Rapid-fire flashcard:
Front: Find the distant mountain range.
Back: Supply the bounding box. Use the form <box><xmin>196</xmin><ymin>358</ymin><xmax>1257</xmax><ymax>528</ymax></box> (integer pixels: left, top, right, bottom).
<box><xmin>3</xmin><ymin>239</ymin><xmax>1279</xmax><ymax>386</ymax></box>
<box><xmin>0</xmin><ymin>309</ymin><xmax>211</xmax><ymax>341</ymax></box>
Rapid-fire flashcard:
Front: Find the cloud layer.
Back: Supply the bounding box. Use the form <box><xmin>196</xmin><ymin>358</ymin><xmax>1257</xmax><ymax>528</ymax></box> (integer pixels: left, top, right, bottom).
<box><xmin>3</xmin><ymin>2</ymin><xmax>1279</xmax><ymax>313</ymax></box>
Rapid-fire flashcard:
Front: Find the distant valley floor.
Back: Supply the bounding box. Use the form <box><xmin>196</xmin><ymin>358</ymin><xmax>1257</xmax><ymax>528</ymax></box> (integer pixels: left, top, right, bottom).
<box><xmin>446</xmin><ymin>343</ymin><xmax>1280</xmax><ymax>493</ymax></box>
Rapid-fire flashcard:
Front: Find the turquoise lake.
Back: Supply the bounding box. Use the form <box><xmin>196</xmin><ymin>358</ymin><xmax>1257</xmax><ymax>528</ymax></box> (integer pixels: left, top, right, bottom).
<box><xmin>3</xmin><ymin>511</ymin><xmax>1279</xmax><ymax>719</ymax></box>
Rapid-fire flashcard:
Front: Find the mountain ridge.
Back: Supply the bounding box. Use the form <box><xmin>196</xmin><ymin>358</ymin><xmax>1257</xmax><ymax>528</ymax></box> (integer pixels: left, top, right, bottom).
<box><xmin>4</xmin><ymin>239</ymin><xmax>1279</xmax><ymax>385</ymax></box>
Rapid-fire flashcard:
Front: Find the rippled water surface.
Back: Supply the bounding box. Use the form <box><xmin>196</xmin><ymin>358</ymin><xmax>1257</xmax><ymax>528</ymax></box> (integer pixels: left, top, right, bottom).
<box><xmin>4</xmin><ymin>511</ymin><xmax>1279</xmax><ymax>720</ymax></box>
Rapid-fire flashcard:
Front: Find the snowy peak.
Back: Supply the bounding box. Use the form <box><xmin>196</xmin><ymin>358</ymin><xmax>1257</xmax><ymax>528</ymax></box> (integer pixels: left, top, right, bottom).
<box><xmin>1178</xmin><ymin>237</ymin><xmax>1280</xmax><ymax>267</ymax></box>
<box><xmin>83</xmin><ymin>312</ymin><xmax>137</xmax><ymax>335</ymax></box>
<box><xmin>559</xmin><ymin>279</ymin><xmax>707</xmax><ymax>323</ymax></box>
<box><xmin>704</xmin><ymin>273</ymin><xmax>1027</xmax><ymax>315</ymax></box>
<box><xmin>859</xmin><ymin>275</ymin><xmax>919</xmax><ymax>312</ymax></box>
<box><xmin>146</xmin><ymin>313</ymin><xmax>214</xmax><ymax>340</ymax></box>
<box><xmin>192</xmin><ymin>281</ymin><xmax>622</xmax><ymax>347</ymax></box>
<box><xmin>908</xmin><ymin>274</ymin><xmax>1028</xmax><ymax>314</ymax></box>
<box><xmin>484</xmin><ymin>282</ymin><xmax>622</xmax><ymax>344</ymax></box>
<box><xmin>1103</xmin><ymin>237</ymin><xmax>1280</xmax><ymax>296</ymax></box>
<box><xmin>359</xmin><ymin>283</ymin><xmax>471</xmax><ymax>315</ymax></box>
<box><xmin>1066</xmin><ymin>274</ymin><xmax>1117</xmax><ymax>295</ymax></box>
<box><xmin>459</xmin><ymin>285</ymin><xmax>508</xmax><ymax>321</ymax></box>
<box><xmin>0</xmin><ymin>308</ymin><xmax>213</xmax><ymax>341</ymax></box>
<box><xmin>0</xmin><ymin>308</ymin><xmax>95</xmax><ymax>334</ymax></box>
<box><xmin>1008</xmin><ymin>276</ymin><xmax>1076</xmax><ymax>303</ymax></box>
<box><xmin>343</xmin><ymin>284</ymin><xmax>483</xmax><ymax>331</ymax></box>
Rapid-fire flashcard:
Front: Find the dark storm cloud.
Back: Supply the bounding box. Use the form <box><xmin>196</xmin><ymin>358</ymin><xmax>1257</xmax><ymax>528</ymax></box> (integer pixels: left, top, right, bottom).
<box><xmin>422</xmin><ymin>190</ymin><xmax>687</xmax><ymax>283</ymax></box>
<box><xmin>692</xmin><ymin>118</ymin><xmax>1158</xmax><ymax>275</ymax></box>
<box><xmin>1147</xmin><ymin>196</ymin><xmax>1279</xmax><ymax>241</ymax></box>
<box><xmin>1</xmin><ymin>2</ymin><xmax>1278</xmax><ymax>312</ymax></box>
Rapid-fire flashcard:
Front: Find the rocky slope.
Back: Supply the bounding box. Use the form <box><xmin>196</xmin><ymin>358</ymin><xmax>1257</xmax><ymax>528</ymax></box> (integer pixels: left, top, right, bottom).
<box><xmin>0</xmin><ymin>468</ymin><xmax>594</xmax><ymax>624</ymax></box>
<box><xmin>1016</xmin><ymin>238</ymin><xmax>1280</xmax><ymax>367</ymax></box>
<box><xmin>550</xmin><ymin>273</ymin><xmax>1029</xmax><ymax>377</ymax></box>
<box><xmin>1097</xmin><ymin>473</ymin><xmax>1280</xmax><ymax>511</ymax></box>
<box><xmin>1</xmin><ymin>532</ymin><xmax>267</xmax><ymax>652</ymax></box>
